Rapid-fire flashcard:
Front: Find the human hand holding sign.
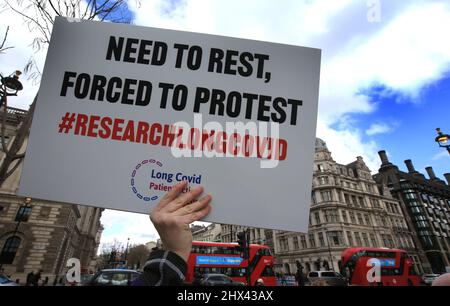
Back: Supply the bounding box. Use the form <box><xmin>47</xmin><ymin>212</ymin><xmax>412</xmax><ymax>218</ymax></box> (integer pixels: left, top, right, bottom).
<box><xmin>150</xmin><ymin>181</ymin><xmax>212</xmax><ymax>262</ymax></box>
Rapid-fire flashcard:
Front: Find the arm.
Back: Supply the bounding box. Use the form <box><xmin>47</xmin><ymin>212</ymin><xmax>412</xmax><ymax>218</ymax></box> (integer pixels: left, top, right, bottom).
<box><xmin>134</xmin><ymin>181</ymin><xmax>212</xmax><ymax>286</ymax></box>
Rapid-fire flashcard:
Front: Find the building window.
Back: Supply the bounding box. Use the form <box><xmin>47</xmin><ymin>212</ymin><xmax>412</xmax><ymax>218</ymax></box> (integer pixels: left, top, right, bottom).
<box><xmin>355</xmin><ymin>232</ymin><xmax>362</xmax><ymax>246</ymax></box>
<box><xmin>328</xmin><ymin>231</ymin><xmax>343</xmax><ymax>246</ymax></box>
<box><xmin>404</xmin><ymin>190</ymin><xmax>418</xmax><ymax>200</ymax></box>
<box><xmin>382</xmin><ymin>234</ymin><xmax>395</xmax><ymax>248</ymax></box>
<box><xmin>358</xmin><ymin>197</ymin><xmax>366</xmax><ymax>207</ymax></box>
<box><xmin>357</xmin><ymin>213</ymin><xmax>364</xmax><ymax>225</ymax></box>
<box><xmin>371</xmin><ymin>198</ymin><xmax>380</xmax><ymax>208</ymax></box>
<box><xmin>341</xmin><ymin>210</ymin><xmax>348</xmax><ymax>223</ymax></box>
<box><xmin>15</xmin><ymin>206</ymin><xmax>32</xmax><ymax>222</ymax></box>
<box><xmin>332</xmin><ymin>210</ymin><xmax>340</xmax><ymax>223</ymax></box>
<box><xmin>314</xmin><ymin>212</ymin><xmax>321</xmax><ymax>225</ymax></box>
<box><xmin>279</xmin><ymin>237</ymin><xmax>289</xmax><ymax>252</ymax></box>
<box><xmin>321</xmin><ymin>191</ymin><xmax>332</xmax><ymax>202</ymax></box>
<box><xmin>318</xmin><ymin>164</ymin><xmax>325</xmax><ymax>172</ymax></box>
<box><xmin>349</xmin><ymin>211</ymin><xmax>356</xmax><ymax>224</ymax></box>
<box><xmin>39</xmin><ymin>207</ymin><xmax>51</xmax><ymax>218</ymax></box>
<box><xmin>318</xmin><ymin>232</ymin><xmax>325</xmax><ymax>247</ymax></box>
<box><xmin>364</xmin><ymin>214</ymin><xmax>371</xmax><ymax>226</ymax></box>
<box><xmin>346</xmin><ymin>231</ymin><xmax>353</xmax><ymax>246</ymax></box>
<box><xmin>0</xmin><ymin>236</ymin><xmax>21</xmax><ymax>264</ymax></box>
<box><xmin>344</xmin><ymin>194</ymin><xmax>350</xmax><ymax>205</ymax></box>
<box><xmin>393</xmin><ymin>204</ymin><xmax>400</xmax><ymax>214</ymax></box>
<box><xmin>325</xmin><ymin>210</ymin><xmax>336</xmax><ymax>223</ymax></box>
<box><xmin>300</xmin><ymin>236</ymin><xmax>307</xmax><ymax>249</ymax></box>
<box><xmin>293</xmin><ymin>236</ymin><xmax>299</xmax><ymax>250</ymax></box>
<box><xmin>309</xmin><ymin>234</ymin><xmax>316</xmax><ymax>248</ymax></box>
<box><xmin>370</xmin><ymin>233</ymin><xmax>377</xmax><ymax>246</ymax></box>
<box><xmin>362</xmin><ymin>233</ymin><xmax>369</xmax><ymax>246</ymax></box>
<box><xmin>318</xmin><ymin>176</ymin><xmax>329</xmax><ymax>185</ymax></box>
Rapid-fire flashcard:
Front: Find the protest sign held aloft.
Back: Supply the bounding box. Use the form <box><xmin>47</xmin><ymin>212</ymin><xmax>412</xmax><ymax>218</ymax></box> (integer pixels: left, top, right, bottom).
<box><xmin>19</xmin><ymin>17</ymin><xmax>321</xmax><ymax>232</ymax></box>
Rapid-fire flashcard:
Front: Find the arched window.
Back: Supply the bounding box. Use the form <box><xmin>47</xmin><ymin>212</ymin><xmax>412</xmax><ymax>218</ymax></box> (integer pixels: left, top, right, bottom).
<box><xmin>0</xmin><ymin>236</ymin><xmax>21</xmax><ymax>264</ymax></box>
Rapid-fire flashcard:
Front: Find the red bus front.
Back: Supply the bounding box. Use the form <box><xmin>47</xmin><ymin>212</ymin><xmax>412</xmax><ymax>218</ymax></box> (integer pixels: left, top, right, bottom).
<box><xmin>186</xmin><ymin>241</ymin><xmax>277</xmax><ymax>286</ymax></box>
<box><xmin>341</xmin><ymin>247</ymin><xmax>420</xmax><ymax>286</ymax></box>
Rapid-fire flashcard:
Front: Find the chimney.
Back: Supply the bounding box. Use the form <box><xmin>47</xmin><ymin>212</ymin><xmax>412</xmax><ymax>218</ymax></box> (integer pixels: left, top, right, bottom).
<box><xmin>425</xmin><ymin>167</ymin><xmax>437</xmax><ymax>180</ymax></box>
<box><xmin>378</xmin><ymin>151</ymin><xmax>390</xmax><ymax>165</ymax></box>
<box><xmin>444</xmin><ymin>173</ymin><xmax>450</xmax><ymax>185</ymax></box>
<box><xmin>404</xmin><ymin>160</ymin><xmax>417</xmax><ymax>173</ymax></box>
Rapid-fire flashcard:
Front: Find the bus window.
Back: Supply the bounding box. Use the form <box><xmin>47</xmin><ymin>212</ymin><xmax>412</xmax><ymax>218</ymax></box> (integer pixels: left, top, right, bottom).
<box><xmin>409</xmin><ymin>266</ymin><xmax>418</xmax><ymax>276</ymax></box>
<box><xmin>261</xmin><ymin>266</ymin><xmax>275</xmax><ymax>277</ymax></box>
<box><xmin>321</xmin><ymin>272</ymin><xmax>336</xmax><ymax>277</ymax></box>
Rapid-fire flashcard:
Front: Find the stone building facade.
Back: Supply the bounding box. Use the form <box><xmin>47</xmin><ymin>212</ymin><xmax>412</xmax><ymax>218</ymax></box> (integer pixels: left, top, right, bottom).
<box><xmin>202</xmin><ymin>139</ymin><xmax>421</xmax><ymax>276</ymax></box>
<box><xmin>373</xmin><ymin>151</ymin><xmax>450</xmax><ymax>273</ymax></box>
<box><xmin>0</xmin><ymin>106</ymin><xmax>103</xmax><ymax>283</ymax></box>
<box><xmin>271</xmin><ymin>139</ymin><xmax>419</xmax><ymax>274</ymax></box>
<box><xmin>192</xmin><ymin>223</ymin><xmax>222</xmax><ymax>242</ymax></box>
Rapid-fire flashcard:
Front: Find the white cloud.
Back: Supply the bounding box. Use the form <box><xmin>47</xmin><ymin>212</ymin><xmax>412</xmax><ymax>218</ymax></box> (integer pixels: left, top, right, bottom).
<box><xmin>99</xmin><ymin>209</ymin><xmax>158</xmax><ymax>250</ymax></box>
<box><xmin>316</xmin><ymin>120</ymin><xmax>380</xmax><ymax>172</ymax></box>
<box><xmin>366</xmin><ymin>122</ymin><xmax>395</xmax><ymax>136</ymax></box>
<box><xmin>432</xmin><ymin>150</ymin><xmax>450</xmax><ymax>161</ymax></box>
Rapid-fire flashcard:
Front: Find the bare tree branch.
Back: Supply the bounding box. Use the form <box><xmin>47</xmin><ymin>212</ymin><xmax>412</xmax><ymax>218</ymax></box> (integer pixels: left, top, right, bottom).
<box><xmin>0</xmin><ymin>26</ymin><xmax>14</xmax><ymax>53</ymax></box>
<box><xmin>0</xmin><ymin>1</ymin><xmax>133</xmax><ymax>186</ymax></box>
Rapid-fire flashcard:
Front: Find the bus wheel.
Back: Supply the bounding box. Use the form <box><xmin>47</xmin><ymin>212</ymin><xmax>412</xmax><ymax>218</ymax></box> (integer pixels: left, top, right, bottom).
<box><xmin>407</xmin><ymin>279</ymin><xmax>413</xmax><ymax>286</ymax></box>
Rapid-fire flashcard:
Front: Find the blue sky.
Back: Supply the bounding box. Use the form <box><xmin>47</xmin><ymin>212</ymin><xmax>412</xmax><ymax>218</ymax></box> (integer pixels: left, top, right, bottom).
<box><xmin>1</xmin><ymin>0</ymin><xmax>449</xmax><ymax>247</ymax></box>
<box><xmin>357</xmin><ymin>76</ymin><xmax>450</xmax><ymax>178</ymax></box>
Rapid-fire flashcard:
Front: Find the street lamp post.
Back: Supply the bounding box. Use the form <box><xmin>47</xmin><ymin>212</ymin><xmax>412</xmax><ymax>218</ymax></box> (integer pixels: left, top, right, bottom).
<box><xmin>0</xmin><ymin>70</ymin><xmax>23</xmax><ymax>107</ymax></box>
<box><xmin>124</xmin><ymin>238</ymin><xmax>130</xmax><ymax>267</ymax></box>
<box><xmin>435</xmin><ymin>128</ymin><xmax>450</xmax><ymax>154</ymax></box>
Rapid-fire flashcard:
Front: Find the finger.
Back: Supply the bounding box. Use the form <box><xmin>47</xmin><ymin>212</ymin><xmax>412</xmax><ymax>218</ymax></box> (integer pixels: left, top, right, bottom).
<box><xmin>173</xmin><ymin>194</ymin><xmax>212</xmax><ymax>216</ymax></box>
<box><xmin>181</xmin><ymin>203</ymin><xmax>212</xmax><ymax>224</ymax></box>
<box><xmin>165</xmin><ymin>185</ymin><xmax>204</xmax><ymax>212</ymax></box>
<box><xmin>154</xmin><ymin>181</ymin><xmax>188</xmax><ymax>211</ymax></box>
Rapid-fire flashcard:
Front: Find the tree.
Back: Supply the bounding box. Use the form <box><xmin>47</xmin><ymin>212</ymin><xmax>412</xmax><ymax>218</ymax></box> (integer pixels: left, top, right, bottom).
<box><xmin>0</xmin><ymin>26</ymin><xmax>13</xmax><ymax>54</ymax></box>
<box><xmin>97</xmin><ymin>239</ymin><xmax>124</xmax><ymax>269</ymax></box>
<box><xmin>127</xmin><ymin>244</ymin><xmax>150</xmax><ymax>270</ymax></box>
<box><xmin>0</xmin><ymin>0</ymin><xmax>134</xmax><ymax>187</ymax></box>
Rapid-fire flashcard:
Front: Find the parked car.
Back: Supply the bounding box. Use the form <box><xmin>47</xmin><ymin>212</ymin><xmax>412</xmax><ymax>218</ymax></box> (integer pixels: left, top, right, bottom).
<box><xmin>421</xmin><ymin>274</ymin><xmax>440</xmax><ymax>285</ymax></box>
<box><xmin>201</xmin><ymin>274</ymin><xmax>245</xmax><ymax>286</ymax></box>
<box><xmin>85</xmin><ymin>269</ymin><xmax>141</xmax><ymax>286</ymax></box>
<box><xmin>307</xmin><ymin>271</ymin><xmax>347</xmax><ymax>286</ymax></box>
<box><xmin>0</xmin><ymin>273</ymin><xmax>20</xmax><ymax>286</ymax></box>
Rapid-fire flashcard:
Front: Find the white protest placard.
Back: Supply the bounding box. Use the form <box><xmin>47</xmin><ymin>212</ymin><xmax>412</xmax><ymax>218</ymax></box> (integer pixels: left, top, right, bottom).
<box><xmin>19</xmin><ymin>17</ymin><xmax>321</xmax><ymax>232</ymax></box>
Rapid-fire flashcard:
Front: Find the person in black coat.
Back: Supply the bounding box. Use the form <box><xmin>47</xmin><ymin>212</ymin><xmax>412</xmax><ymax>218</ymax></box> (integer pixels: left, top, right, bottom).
<box><xmin>32</xmin><ymin>270</ymin><xmax>42</xmax><ymax>286</ymax></box>
<box><xmin>26</xmin><ymin>271</ymin><xmax>34</xmax><ymax>286</ymax></box>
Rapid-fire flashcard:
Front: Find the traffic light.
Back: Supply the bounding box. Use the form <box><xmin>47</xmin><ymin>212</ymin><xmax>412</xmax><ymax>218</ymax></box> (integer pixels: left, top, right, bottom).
<box><xmin>237</xmin><ymin>231</ymin><xmax>249</xmax><ymax>259</ymax></box>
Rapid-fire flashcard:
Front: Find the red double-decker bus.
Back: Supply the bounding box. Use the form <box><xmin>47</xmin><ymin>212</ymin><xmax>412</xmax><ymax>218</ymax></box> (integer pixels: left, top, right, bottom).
<box><xmin>340</xmin><ymin>247</ymin><xmax>420</xmax><ymax>286</ymax></box>
<box><xmin>186</xmin><ymin>241</ymin><xmax>277</xmax><ymax>286</ymax></box>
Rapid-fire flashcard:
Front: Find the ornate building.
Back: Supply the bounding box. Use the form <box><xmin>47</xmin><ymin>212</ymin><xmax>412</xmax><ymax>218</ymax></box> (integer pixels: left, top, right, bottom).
<box><xmin>0</xmin><ymin>106</ymin><xmax>103</xmax><ymax>283</ymax></box>
<box><xmin>271</xmin><ymin>139</ymin><xmax>419</xmax><ymax>274</ymax></box>
<box><xmin>207</xmin><ymin>139</ymin><xmax>420</xmax><ymax>275</ymax></box>
<box><xmin>373</xmin><ymin>151</ymin><xmax>450</xmax><ymax>273</ymax></box>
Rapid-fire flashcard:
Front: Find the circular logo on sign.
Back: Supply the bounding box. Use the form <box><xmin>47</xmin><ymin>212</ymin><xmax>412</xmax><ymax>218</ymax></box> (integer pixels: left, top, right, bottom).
<box><xmin>130</xmin><ymin>159</ymin><xmax>162</xmax><ymax>202</ymax></box>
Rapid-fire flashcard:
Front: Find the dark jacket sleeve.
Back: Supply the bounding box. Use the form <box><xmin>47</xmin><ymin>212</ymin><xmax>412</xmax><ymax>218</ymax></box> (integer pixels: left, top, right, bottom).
<box><xmin>132</xmin><ymin>250</ymin><xmax>187</xmax><ymax>286</ymax></box>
